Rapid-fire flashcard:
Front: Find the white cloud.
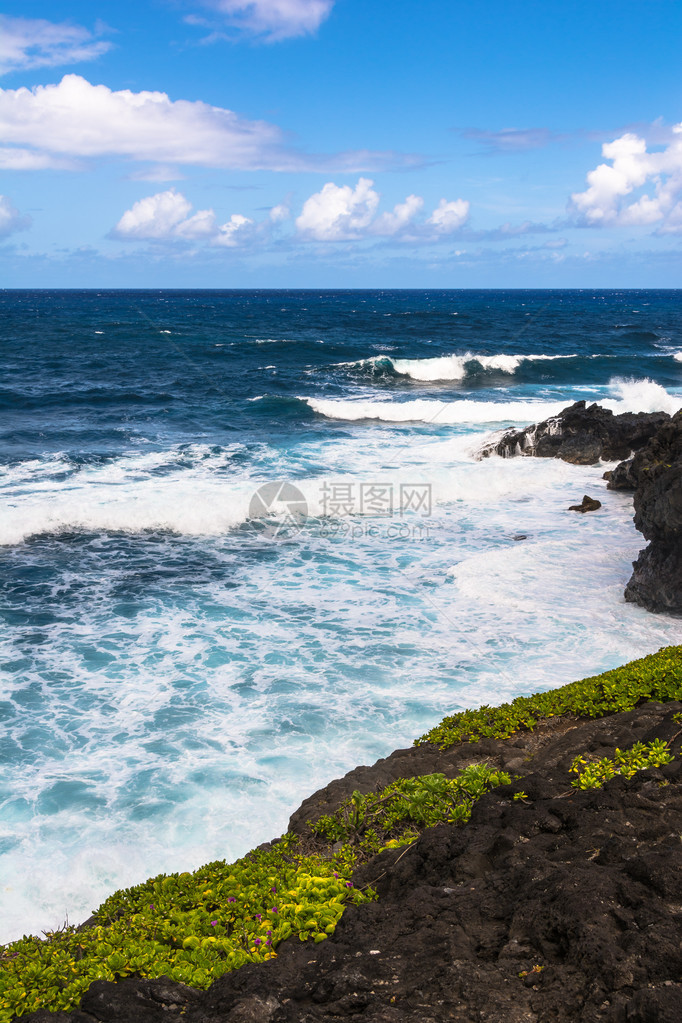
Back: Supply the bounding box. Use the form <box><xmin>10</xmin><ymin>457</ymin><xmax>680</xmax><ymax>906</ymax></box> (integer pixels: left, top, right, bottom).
<box><xmin>113</xmin><ymin>182</ymin><xmax>470</xmax><ymax>251</ymax></box>
<box><xmin>112</xmin><ymin>190</ymin><xmax>258</xmax><ymax>247</ymax></box>
<box><xmin>427</xmin><ymin>198</ymin><xmax>470</xmax><ymax>233</ymax></box>
<box><xmin>0</xmin><ymin>147</ymin><xmax>79</xmax><ymax>170</ymax></box>
<box><xmin>269</xmin><ymin>203</ymin><xmax>290</xmax><ymax>222</ymax></box>
<box><xmin>296</xmin><ymin>178</ymin><xmax>380</xmax><ymax>240</ymax></box>
<box><xmin>0</xmin><ymin>195</ymin><xmax>31</xmax><ymax>239</ymax></box>
<box><xmin>0</xmin><ymin>75</ymin><xmax>284</xmax><ymax>171</ymax></box>
<box><xmin>0</xmin><ymin>16</ymin><xmax>110</xmax><ymax>75</ymax></box>
<box><xmin>112</xmin><ymin>190</ymin><xmax>216</xmax><ymax>240</ymax></box>
<box><xmin>373</xmin><ymin>194</ymin><xmax>424</xmax><ymax>235</ymax></box>
<box><xmin>192</xmin><ymin>0</ymin><xmax>333</xmax><ymax>41</ymax></box>
<box><xmin>296</xmin><ymin>180</ymin><xmax>469</xmax><ymax>242</ymax></box>
<box><xmin>214</xmin><ymin>214</ymin><xmax>255</xmax><ymax>246</ymax></box>
<box><xmin>0</xmin><ymin>74</ymin><xmax>409</xmax><ymax>174</ymax></box>
<box><xmin>571</xmin><ymin>124</ymin><xmax>682</xmax><ymax>233</ymax></box>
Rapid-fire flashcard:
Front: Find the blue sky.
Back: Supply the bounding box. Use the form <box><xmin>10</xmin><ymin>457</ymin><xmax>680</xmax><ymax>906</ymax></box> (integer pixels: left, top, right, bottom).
<box><xmin>1</xmin><ymin>0</ymin><xmax>681</xmax><ymax>287</ymax></box>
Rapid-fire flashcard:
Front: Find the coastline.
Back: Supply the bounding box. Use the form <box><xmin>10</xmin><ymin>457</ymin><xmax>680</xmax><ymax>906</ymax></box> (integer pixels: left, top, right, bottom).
<box><xmin>3</xmin><ymin>646</ymin><xmax>682</xmax><ymax>1022</ymax></box>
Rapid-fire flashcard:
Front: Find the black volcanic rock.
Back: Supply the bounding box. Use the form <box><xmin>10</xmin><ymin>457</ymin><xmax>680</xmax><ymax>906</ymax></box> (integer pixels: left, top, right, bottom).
<box><xmin>481</xmin><ymin>400</ymin><xmax>669</xmax><ymax>465</ymax></box>
<box><xmin>21</xmin><ymin>701</ymin><xmax>682</xmax><ymax>1023</ymax></box>
<box><xmin>568</xmin><ymin>494</ymin><xmax>602</xmax><ymax>512</ymax></box>
<box><xmin>620</xmin><ymin>410</ymin><xmax>682</xmax><ymax>615</ymax></box>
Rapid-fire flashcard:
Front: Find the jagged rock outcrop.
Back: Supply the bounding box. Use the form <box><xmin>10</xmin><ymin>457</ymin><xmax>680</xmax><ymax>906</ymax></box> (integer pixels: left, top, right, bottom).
<box><xmin>481</xmin><ymin>401</ymin><xmax>669</xmax><ymax>465</ymax></box>
<box><xmin>615</xmin><ymin>410</ymin><xmax>682</xmax><ymax>615</ymax></box>
<box><xmin>478</xmin><ymin>396</ymin><xmax>682</xmax><ymax>614</ymax></box>
<box><xmin>24</xmin><ymin>700</ymin><xmax>682</xmax><ymax>1023</ymax></box>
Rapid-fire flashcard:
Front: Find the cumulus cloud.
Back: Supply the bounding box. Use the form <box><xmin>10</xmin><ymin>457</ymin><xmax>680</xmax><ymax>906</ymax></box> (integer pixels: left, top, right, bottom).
<box><xmin>427</xmin><ymin>198</ymin><xmax>470</xmax><ymax>234</ymax></box>
<box><xmin>112</xmin><ymin>191</ymin><xmax>215</xmax><ymax>241</ymax></box>
<box><xmin>0</xmin><ymin>195</ymin><xmax>31</xmax><ymax>239</ymax></box>
<box><xmin>111</xmin><ymin>189</ymin><xmax>262</xmax><ymax>247</ymax></box>
<box><xmin>296</xmin><ymin>178</ymin><xmax>380</xmax><ymax>240</ymax></box>
<box><xmin>190</xmin><ymin>1</ymin><xmax>333</xmax><ymax>41</ymax></box>
<box><xmin>214</xmin><ymin>214</ymin><xmax>255</xmax><ymax>246</ymax></box>
<box><xmin>0</xmin><ymin>16</ymin><xmax>110</xmax><ymax>75</ymax></box>
<box><xmin>373</xmin><ymin>194</ymin><xmax>424</xmax><ymax>235</ymax></box>
<box><xmin>296</xmin><ymin>180</ymin><xmax>469</xmax><ymax>241</ymax></box>
<box><xmin>571</xmin><ymin>124</ymin><xmax>682</xmax><ymax>233</ymax></box>
<box><xmin>0</xmin><ymin>74</ymin><xmax>412</xmax><ymax>174</ymax></box>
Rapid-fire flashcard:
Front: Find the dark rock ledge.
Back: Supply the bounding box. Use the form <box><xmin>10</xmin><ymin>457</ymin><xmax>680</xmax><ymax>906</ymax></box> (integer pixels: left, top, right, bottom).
<box><xmin>479</xmin><ymin>400</ymin><xmax>670</xmax><ymax>465</ymax></box>
<box><xmin>26</xmin><ymin>699</ymin><xmax>682</xmax><ymax>1023</ymax></box>
<box><xmin>481</xmin><ymin>400</ymin><xmax>682</xmax><ymax>616</ymax></box>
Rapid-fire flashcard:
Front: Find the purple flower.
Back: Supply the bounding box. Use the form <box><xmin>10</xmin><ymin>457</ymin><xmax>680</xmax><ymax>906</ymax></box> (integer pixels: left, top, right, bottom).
<box><xmin>270</xmin><ymin>906</ymin><xmax>278</xmax><ymax>913</ymax></box>
<box><xmin>149</xmin><ymin>904</ymin><xmax>155</xmax><ymax>910</ymax></box>
<box><xmin>271</xmin><ymin>886</ymin><xmax>277</xmax><ymax>893</ymax></box>
<box><xmin>227</xmin><ymin>897</ymin><xmax>236</xmax><ymax>903</ymax></box>
<box><xmin>333</xmin><ymin>873</ymin><xmax>339</xmax><ymax>879</ymax></box>
<box><xmin>254</xmin><ymin>938</ymin><xmax>261</xmax><ymax>946</ymax></box>
<box><xmin>210</xmin><ymin>921</ymin><xmax>217</xmax><ymax>927</ymax></box>
<box><xmin>255</xmin><ymin>913</ymin><xmax>262</xmax><ymax>922</ymax></box>
<box><xmin>267</xmin><ymin>930</ymin><xmax>272</xmax><ymax>936</ymax></box>
<box><xmin>345</xmin><ymin>881</ymin><xmax>353</xmax><ymax>888</ymax></box>
<box><xmin>266</xmin><ymin>939</ymin><xmax>272</xmax><ymax>946</ymax></box>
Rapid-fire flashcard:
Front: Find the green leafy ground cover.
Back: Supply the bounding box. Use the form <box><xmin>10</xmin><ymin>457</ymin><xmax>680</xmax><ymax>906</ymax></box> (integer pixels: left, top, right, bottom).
<box><xmin>570</xmin><ymin>738</ymin><xmax>676</xmax><ymax>789</ymax></box>
<box><xmin>2</xmin><ymin>645</ymin><xmax>681</xmax><ymax>1021</ymax></box>
<box><xmin>418</xmin><ymin>645</ymin><xmax>682</xmax><ymax>749</ymax></box>
<box><xmin>0</xmin><ymin>841</ymin><xmax>371</xmax><ymax>1021</ymax></box>
<box><xmin>310</xmin><ymin>764</ymin><xmax>511</xmax><ymax>855</ymax></box>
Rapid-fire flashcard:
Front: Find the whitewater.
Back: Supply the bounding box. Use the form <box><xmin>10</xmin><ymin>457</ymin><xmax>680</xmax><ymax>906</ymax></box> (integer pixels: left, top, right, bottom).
<box><xmin>1</xmin><ymin>288</ymin><xmax>681</xmax><ymax>945</ymax></box>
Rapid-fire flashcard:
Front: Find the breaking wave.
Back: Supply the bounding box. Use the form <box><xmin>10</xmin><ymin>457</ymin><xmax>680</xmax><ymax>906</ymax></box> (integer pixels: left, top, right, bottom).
<box><xmin>342</xmin><ymin>352</ymin><xmax>579</xmax><ymax>382</ymax></box>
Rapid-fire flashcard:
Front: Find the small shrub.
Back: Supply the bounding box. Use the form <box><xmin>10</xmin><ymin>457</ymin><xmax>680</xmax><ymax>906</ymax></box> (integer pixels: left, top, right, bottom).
<box><xmin>310</xmin><ymin>764</ymin><xmax>511</xmax><ymax>857</ymax></box>
<box><xmin>569</xmin><ymin>738</ymin><xmax>675</xmax><ymax>789</ymax></box>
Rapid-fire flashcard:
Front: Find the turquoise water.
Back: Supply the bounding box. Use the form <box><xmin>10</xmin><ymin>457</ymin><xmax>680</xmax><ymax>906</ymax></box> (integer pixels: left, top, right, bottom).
<box><xmin>1</xmin><ymin>289</ymin><xmax>681</xmax><ymax>942</ymax></box>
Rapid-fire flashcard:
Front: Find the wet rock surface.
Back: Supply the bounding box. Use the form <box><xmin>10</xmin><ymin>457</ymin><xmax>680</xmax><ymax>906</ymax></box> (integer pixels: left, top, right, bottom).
<box><xmin>568</xmin><ymin>495</ymin><xmax>602</xmax><ymax>512</ymax></box>
<box><xmin>25</xmin><ymin>701</ymin><xmax>682</xmax><ymax>1023</ymax></box>
<box><xmin>480</xmin><ymin>401</ymin><xmax>669</xmax><ymax>465</ymax></box>
<box><xmin>609</xmin><ymin>410</ymin><xmax>682</xmax><ymax>615</ymax></box>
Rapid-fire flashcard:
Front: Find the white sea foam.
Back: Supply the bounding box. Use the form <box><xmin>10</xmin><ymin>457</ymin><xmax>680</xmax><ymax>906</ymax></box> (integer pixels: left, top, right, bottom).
<box><xmin>344</xmin><ymin>352</ymin><xmax>579</xmax><ymax>382</ymax></box>
<box><xmin>302</xmin><ymin>396</ymin><xmax>565</xmax><ymax>424</ymax></box>
<box><xmin>674</xmin><ymin>352</ymin><xmax>682</xmax><ymax>363</ymax></box>
<box><xmin>302</xmin><ymin>378</ymin><xmax>681</xmax><ymax>425</ymax></box>
<box><xmin>600</xmin><ymin>377</ymin><xmax>681</xmax><ymax>415</ymax></box>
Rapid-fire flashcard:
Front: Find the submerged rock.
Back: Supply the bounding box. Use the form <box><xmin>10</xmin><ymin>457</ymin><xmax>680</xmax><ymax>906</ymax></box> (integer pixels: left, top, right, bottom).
<box><xmin>568</xmin><ymin>494</ymin><xmax>602</xmax><ymax>512</ymax></box>
<box><xmin>480</xmin><ymin>400</ymin><xmax>669</xmax><ymax>465</ymax></box>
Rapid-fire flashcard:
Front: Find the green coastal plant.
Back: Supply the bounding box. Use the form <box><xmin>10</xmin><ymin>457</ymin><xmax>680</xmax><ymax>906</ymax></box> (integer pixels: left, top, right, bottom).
<box><xmin>418</xmin><ymin>646</ymin><xmax>682</xmax><ymax>750</ymax></box>
<box><xmin>0</xmin><ymin>840</ymin><xmax>372</xmax><ymax>1022</ymax></box>
<box><xmin>310</xmin><ymin>764</ymin><xmax>511</xmax><ymax>856</ymax></box>
<box><xmin>569</xmin><ymin>738</ymin><xmax>675</xmax><ymax>789</ymax></box>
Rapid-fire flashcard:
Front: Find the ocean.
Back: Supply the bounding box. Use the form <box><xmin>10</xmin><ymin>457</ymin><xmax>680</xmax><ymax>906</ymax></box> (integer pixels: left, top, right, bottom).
<box><xmin>1</xmin><ymin>288</ymin><xmax>681</xmax><ymax>944</ymax></box>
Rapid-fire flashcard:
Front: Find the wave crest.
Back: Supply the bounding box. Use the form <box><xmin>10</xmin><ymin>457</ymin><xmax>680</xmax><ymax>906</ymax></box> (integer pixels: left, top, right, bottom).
<box><xmin>343</xmin><ymin>352</ymin><xmax>578</xmax><ymax>382</ymax></box>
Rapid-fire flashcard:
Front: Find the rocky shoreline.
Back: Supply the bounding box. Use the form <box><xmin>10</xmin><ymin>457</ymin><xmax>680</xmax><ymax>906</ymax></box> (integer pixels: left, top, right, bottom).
<box><xmin>482</xmin><ymin>401</ymin><xmax>682</xmax><ymax>616</ymax></box>
<box><xmin>22</xmin><ymin>690</ymin><xmax>682</xmax><ymax>1023</ymax></box>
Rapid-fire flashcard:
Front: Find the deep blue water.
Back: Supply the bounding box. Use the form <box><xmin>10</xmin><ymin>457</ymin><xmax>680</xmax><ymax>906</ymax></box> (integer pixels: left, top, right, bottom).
<box><xmin>1</xmin><ymin>289</ymin><xmax>681</xmax><ymax>942</ymax></box>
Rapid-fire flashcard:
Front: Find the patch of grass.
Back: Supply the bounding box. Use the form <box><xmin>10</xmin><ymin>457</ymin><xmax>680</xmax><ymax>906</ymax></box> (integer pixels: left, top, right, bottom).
<box><xmin>0</xmin><ymin>840</ymin><xmax>372</xmax><ymax>1021</ymax></box>
<box><xmin>569</xmin><ymin>738</ymin><xmax>676</xmax><ymax>789</ymax></box>
<box><xmin>310</xmin><ymin>764</ymin><xmax>511</xmax><ymax>858</ymax></box>
<box><xmin>417</xmin><ymin>646</ymin><xmax>682</xmax><ymax>750</ymax></box>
